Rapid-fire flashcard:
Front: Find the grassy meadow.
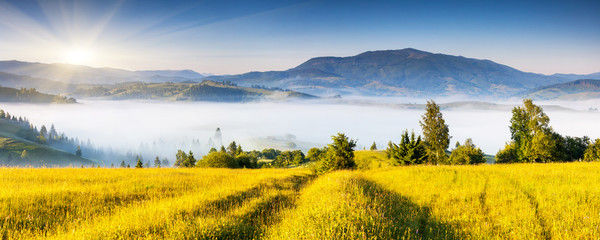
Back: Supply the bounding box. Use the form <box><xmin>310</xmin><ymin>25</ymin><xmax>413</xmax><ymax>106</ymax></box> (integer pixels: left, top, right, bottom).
<box><xmin>1</xmin><ymin>156</ymin><xmax>599</xmax><ymax>239</ymax></box>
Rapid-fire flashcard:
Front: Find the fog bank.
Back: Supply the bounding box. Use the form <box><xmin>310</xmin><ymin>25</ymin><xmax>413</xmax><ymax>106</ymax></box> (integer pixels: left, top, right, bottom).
<box><xmin>2</xmin><ymin>99</ymin><xmax>600</xmax><ymax>160</ymax></box>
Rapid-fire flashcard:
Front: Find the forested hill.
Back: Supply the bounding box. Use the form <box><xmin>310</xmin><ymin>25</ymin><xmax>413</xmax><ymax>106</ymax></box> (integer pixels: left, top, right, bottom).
<box><xmin>520</xmin><ymin>79</ymin><xmax>600</xmax><ymax>100</ymax></box>
<box><xmin>0</xmin><ymin>86</ymin><xmax>76</xmax><ymax>103</ymax></box>
<box><xmin>0</xmin><ymin>110</ymin><xmax>94</xmax><ymax>167</ymax></box>
<box><xmin>72</xmin><ymin>80</ymin><xmax>317</xmax><ymax>102</ymax></box>
<box><xmin>204</xmin><ymin>48</ymin><xmax>574</xmax><ymax>97</ymax></box>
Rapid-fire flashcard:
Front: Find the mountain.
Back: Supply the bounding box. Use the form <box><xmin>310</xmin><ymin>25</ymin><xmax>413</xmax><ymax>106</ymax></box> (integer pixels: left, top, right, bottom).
<box><xmin>136</xmin><ymin>70</ymin><xmax>204</xmax><ymax>79</ymax></box>
<box><xmin>0</xmin><ymin>71</ymin><xmax>77</xmax><ymax>94</ymax></box>
<box><xmin>206</xmin><ymin>48</ymin><xmax>571</xmax><ymax>97</ymax></box>
<box><xmin>520</xmin><ymin>79</ymin><xmax>600</xmax><ymax>100</ymax></box>
<box><xmin>0</xmin><ymin>86</ymin><xmax>76</xmax><ymax>103</ymax></box>
<box><xmin>72</xmin><ymin>80</ymin><xmax>317</xmax><ymax>102</ymax></box>
<box><xmin>0</xmin><ymin>60</ymin><xmax>204</xmax><ymax>85</ymax></box>
<box><xmin>551</xmin><ymin>72</ymin><xmax>600</xmax><ymax>81</ymax></box>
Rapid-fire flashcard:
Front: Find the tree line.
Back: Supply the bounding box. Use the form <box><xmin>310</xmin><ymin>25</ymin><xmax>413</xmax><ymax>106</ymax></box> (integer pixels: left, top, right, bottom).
<box><xmin>168</xmin><ymin>99</ymin><xmax>599</xmax><ymax>172</ymax></box>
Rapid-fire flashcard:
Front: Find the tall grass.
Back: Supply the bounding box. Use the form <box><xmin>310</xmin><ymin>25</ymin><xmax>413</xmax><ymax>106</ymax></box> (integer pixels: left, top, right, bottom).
<box><xmin>1</xmin><ymin>163</ymin><xmax>598</xmax><ymax>239</ymax></box>
<box><xmin>0</xmin><ymin>168</ymin><xmax>312</xmax><ymax>239</ymax></box>
<box><xmin>268</xmin><ymin>162</ymin><xmax>600</xmax><ymax>239</ymax></box>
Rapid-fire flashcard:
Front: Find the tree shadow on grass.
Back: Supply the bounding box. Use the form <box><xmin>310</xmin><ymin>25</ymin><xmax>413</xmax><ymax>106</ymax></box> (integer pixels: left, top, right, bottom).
<box><xmin>351</xmin><ymin>177</ymin><xmax>468</xmax><ymax>240</ymax></box>
<box><xmin>182</xmin><ymin>173</ymin><xmax>317</xmax><ymax>239</ymax></box>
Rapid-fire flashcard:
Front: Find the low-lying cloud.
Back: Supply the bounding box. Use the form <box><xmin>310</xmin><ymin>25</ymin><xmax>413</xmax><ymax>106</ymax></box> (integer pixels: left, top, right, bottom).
<box><xmin>2</xmin><ymin>98</ymin><xmax>600</xmax><ymax>161</ymax></box>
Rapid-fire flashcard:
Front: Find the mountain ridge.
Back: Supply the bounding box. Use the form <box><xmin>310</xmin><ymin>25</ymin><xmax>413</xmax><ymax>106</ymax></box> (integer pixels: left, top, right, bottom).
<box><xmin>2</xmin><ymin>49</ymin><xmax>599</xmax><ymax>98</ymax></box>
<box><xmin>206</xmin><ymin>48</ymin><xmax>584</xmax><ymax>97</ymax></box>
<box><xmin>520</xmin><ymin>79</ymin><xmax>600</xmax><ymax>100</ymax></box>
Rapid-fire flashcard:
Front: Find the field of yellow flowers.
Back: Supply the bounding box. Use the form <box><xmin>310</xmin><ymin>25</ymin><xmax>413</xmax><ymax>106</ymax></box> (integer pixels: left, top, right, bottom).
<box><xmin>1</xmin><ymin>162</ymin><xmax>599</xmax><ymax>239</ymax></box>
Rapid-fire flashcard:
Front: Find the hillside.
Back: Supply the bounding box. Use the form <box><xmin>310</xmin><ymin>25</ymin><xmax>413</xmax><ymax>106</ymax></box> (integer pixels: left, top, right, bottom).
<box><xmin>0</xmin><ymin>116</ymin><xmax>94</xmax><ymax>167</ymax></box>
<box><xmin>206</xmin><ymin>48</ymin><xmax>571</xmax><ymax>97</ymax></box>
<box><xmin>72</xmin><ymin>80</ymin><xmax>317</xmax><ymax>102</ymax></box>
<box><xmin>0</xmin><ymin>86</ymin><xmax>76</xmax><ymax>103</ymax></box>
<box><xmin>0</xmin><ymin>60</ymin><xmax>203</xmax><ymax>85</ymax></box>
<box><xmin>521</xmin><ymin>79</ymin><xmax>600</xmax><ymax>100</ymax></box>
<box><xmin>0</xmin><ymin>71</ymin><xmax>77</xmax><ymax>94</ymax></box>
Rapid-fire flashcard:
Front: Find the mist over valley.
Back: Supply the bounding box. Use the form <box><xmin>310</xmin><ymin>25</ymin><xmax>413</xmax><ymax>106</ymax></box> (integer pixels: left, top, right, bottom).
<box><xmin>3</xmin><ymin>97</ymin><xmax>599</xmax><ymax>165</ymax></box>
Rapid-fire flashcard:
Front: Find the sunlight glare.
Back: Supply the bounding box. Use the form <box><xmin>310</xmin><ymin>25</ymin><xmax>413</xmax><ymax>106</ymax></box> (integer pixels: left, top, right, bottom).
<box><xmin>64</xmin><ymin>48</ymin><xmax>94</xmax><ymax>65</ymax></box>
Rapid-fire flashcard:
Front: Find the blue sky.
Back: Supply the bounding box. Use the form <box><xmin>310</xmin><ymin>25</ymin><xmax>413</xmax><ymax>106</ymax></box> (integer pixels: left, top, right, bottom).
<box><xmin>0</xmin><ymin>0</ymin><xmax>598</xmax><ymax>74</ymax></box>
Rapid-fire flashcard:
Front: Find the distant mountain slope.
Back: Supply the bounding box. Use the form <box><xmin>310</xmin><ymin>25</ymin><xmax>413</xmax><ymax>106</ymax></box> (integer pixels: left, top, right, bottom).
<box><xmin>0</xmin><ymin>60</ymin><xmax>203</xmax><ymax>84</ymax></box>
<box><xmin>0</xmin><ymin>71</ymin><xmax>77</xmax><ymax>94</ymax></box>
<box><xmin>136</xmin><ymin>70</ymin><xmax>204</xmax><ymax>79</ymax></box>
<box><xmin>0</xmin><ymin>86</ymin><xmax>76</xmax><ymax>103</ymax></box>
<box><xmin>72</xmin><ymin>80</ymin><xmax>317</xmax><ymax>102</ymax></box>
<box><xmin>551</xmin><ymin>72</ymin><xmax>600</xmax><ymax>81</ymax></box>
<box><xmin>207</xmin><ymin>48</ymin><xmax>571</xmax><ymax>97</ymax></box>
<box><xmin>520</xmin><ymin>79</ymin><xmax>600</xmax><ymax>100</ymax></box>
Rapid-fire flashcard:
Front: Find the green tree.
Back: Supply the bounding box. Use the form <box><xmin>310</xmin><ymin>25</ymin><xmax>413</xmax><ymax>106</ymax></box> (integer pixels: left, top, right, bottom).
<box><xmin>261</xmin><ymin>148</ymin><xmax>282</xmax><ymax>159</ymax></box>
<box><xmin>135</xmin><ymin>157</ymin><xmax>143</xmax><ymax>168</ymax></box>
<box><xmin>144</xmin><ymin>161</ymin><xmax>150</xmax><ymax>168</ymax></box>
<box><xmin>584</xmin><ymin>139</ymin><xmax>600</xmax><ymax>162</ymax></box>
<box><xmin>314</xmin><ymin>133</ymin><xmax>356</xmax><ymax>174</ymax></box>
<box><xmin>306</xmin><ymin>147</ymin><xmax>326</xmax><ymax>162</ymax></box>
<box><xmin>120</xmin><ymin>160</ymin><xmax>126</xmax><ymax>168</ymax></box>
<box><xmin>449</xmin><ymin>138</ymin><xmax>485</xmax><ymax>164</ymax></box>
<box><xmin>0</xmin><ymin>109</ymin><xmax>5</xmax><ymax>118</ymax></box>
<box><xmin>273</xmin><ymin>150</ymin><xmax>305</xmax><ymax>167</ymax></box>
<box><xmin>174</xmin><ymin>150</ymin><xmax>187</xmax><ymax>167</ymax></box>
<box><xmin>370</xmin><ymin>142</ymin><xmax>377</xmax><ymax>150</ymax></box>
<box><xmin>236</xmin><ymin>152</ymin><xmax>257</xmax><ymax>168</ymax></box>
<box><xmin>197</xmin><ymin>151</ymin><xmax>239</xmax><ymax>168</ymax></box>
<box><xmin>386</xmin><ymin>130</ymin><xmax>427</xmax><ymax>165</ymax></box>
<box><xmin>179</xmin><ymin>151</ymin><xmax>196</xmax><ymax>167</ymax></box>
<box><xmin>154</xmin><ymin>156</ymin><xmax>161</xmax><ymax>168</ymax></box>
<box><xmin>552</xmin><ymin>134</ymin><xmax>589</xmax><ymax>162</ymax></box>
<box><xmin>227</xmin><ymin>141</ymin><xmax>238</xmax><ymax>155</ymax></box>
<box><xmin>40</xmin><ymin>125</ymin><xmax>48</xmax><ymax>138</ymax></box>
<box><xmin>420</xmin><ymin>100</ymin><xmax>451</xmax><ymax>164</ymax></box>
<box><xmin>498</xmin><ymin>99</ymin><xmax>556</xmax><ymax>163</ymax></box>
<box><xmin>208</xmin><ymin>147</ymin><xmax>217</xmax><ymax>153</ymax></box>
<box><xmin>75</xmin><ymin>145</ymin><xmax>82</xmax><ymax>157</ymax></box>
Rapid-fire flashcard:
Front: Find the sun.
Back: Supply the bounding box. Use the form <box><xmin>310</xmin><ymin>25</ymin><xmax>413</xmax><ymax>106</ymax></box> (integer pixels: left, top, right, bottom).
<box><xmin>64</xmin><ymin>47</ymin><xmax>95</xmax><ymax>65</ymax></box>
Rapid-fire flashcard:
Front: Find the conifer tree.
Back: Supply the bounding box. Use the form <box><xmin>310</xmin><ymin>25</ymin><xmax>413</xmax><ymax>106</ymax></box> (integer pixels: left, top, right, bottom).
<box><xmin>154</xmin><ymin>156</ymin><xmax>161</xmax><ymax>168</ymax></box>
<box><xmin>370</xmin><ymin>142</ymin><xmax>377</xmax><ymax>150</ymax></box>
<box><xmin>161</xmin><ymin>158</ymin><xmax>170</xmax><ymax>167</ymax></box>
<box><xmin>135</xmin><ymin>157</ymin><xmax>143</xmax><ymax>168</ymax></box>
<box><xmin>386</xmin><ymin>130</ymin><xmax>427</xmax><ymax>165</ymax></box>
<box><xmin>75</xmin><ymin>145</ymin><xmax>82</xmax><ymax>157</ymax></box>
<box><xmin>314</xmin><ymin>133</ymin><xmax>356</xmax><ymax>174</ymax></box>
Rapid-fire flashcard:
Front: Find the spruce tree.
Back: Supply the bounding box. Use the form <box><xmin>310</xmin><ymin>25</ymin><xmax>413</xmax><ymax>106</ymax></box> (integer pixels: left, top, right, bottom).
<box><xmin>154</xmin><ymin>156</ymin><xmax>161</xmax><ymax>168</ymax></box>
<box><xmin>161</xmin><ymin>158</ymin><xmax>170</xmax><ymax>167</ymax></box>
<box><xmin>75</xmin><ymin>145</ymin><xmax>82</xmax><ymax>157</ymax></box>
<box><xmin>314</xmin><ymin>133</ymin><xmax>356</xmax><ymax>174</ymax></box>
<box><xmin>135</xmin><ymin>157</ymin><xmax>143</xmax><ymax>168</ymax></box>
<box><xmin>370</xmin><ymin>142</ymin><xmax>377</xmax><ymax>150</ymax></box>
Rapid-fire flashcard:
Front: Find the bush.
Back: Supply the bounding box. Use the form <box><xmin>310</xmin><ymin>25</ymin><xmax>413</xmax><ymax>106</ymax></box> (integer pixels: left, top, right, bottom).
<box><xmin>449</xmin><ymin>139</ymin><xmax>485</xmax><ymax>164</ymax></box>
<box><xmin>197</xmin><ymin>151</ymin><xmax>239</xmax><ymax>168</ymax></box>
